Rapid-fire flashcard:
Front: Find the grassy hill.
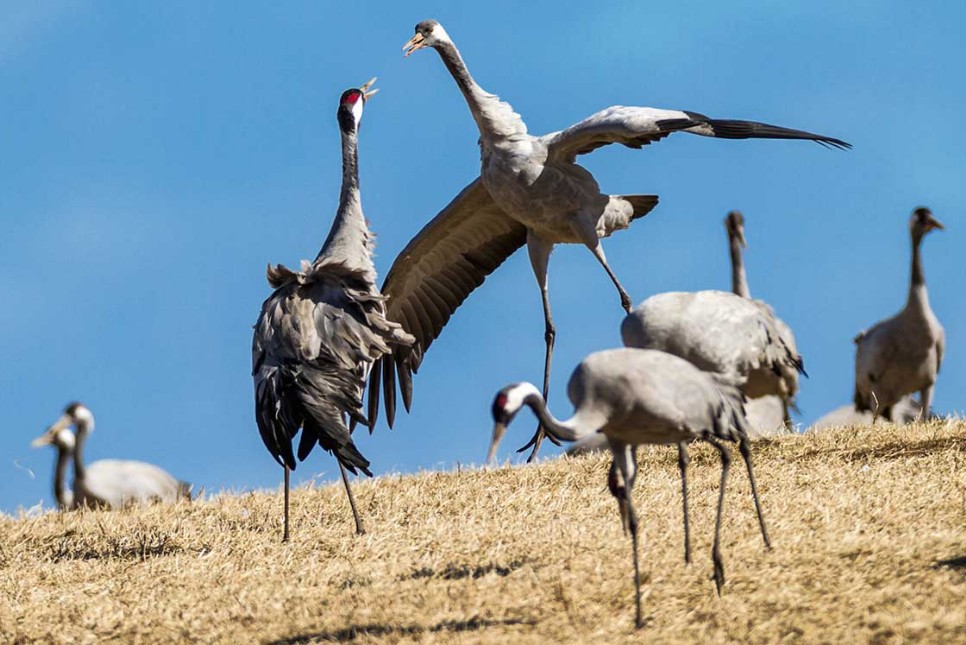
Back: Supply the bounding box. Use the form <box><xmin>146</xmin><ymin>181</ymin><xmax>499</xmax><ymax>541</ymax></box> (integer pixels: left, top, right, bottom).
<box><xmin>1</xmin><ymin>421</ymin><xmax>964</xmax><ymax>643</ymax></box>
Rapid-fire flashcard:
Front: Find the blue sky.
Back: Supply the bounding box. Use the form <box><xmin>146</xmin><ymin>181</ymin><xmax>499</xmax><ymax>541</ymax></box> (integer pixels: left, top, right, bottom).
<box><xmin>2</xmin><ymin>1</ymin><xmax>963</xmax><ymax>513</ymax></box>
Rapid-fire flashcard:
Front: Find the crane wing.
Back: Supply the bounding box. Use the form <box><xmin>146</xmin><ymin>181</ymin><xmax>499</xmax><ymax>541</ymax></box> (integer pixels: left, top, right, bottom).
<box><xmin>368</xmin><ymin>178</ymin><xmax>527</xmax><ymax>429</ymax></box>
<box><xmin>542</xmin><ymin>106</ymin><xmax>850</xmax><ymax>163</ymax></box>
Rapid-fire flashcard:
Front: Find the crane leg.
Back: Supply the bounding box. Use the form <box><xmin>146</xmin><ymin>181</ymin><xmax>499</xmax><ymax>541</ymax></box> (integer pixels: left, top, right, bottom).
<box><xmin>919</xmin><ymin>386</ymin><xmax>934</xmax><ymax>420</ymax></box>
<box><xmin>575</xmin><ymin>222</ymin><xmax>633</xmax><ymax>313</ymax></box>
<box><xmin>677</xmin><ymin>443</ymin><xmax>692</xmax><ymax>564</ymax></box>
<box><xmin>738</xmin><ymin>437</ymin><xmax>771</xmax><ymax>550</ymax></box>
<box><xmin>283</xmin><ymin>465</ymin><xmax>291</xmax><ymax>543</ymax></box>
<box><xmin>339</xmin><ymin>462</ymin><xmax>366</xmax><ymax>536</ymax></box>
<box><xmin>705</xmin><ymin>437</ymin><xmax>732</xmax><ymax>596</ymax></box>
<box><xmin>518</xmin><ymin>234</ymin><xmax>561</xmax><ymax>461</ymax></box>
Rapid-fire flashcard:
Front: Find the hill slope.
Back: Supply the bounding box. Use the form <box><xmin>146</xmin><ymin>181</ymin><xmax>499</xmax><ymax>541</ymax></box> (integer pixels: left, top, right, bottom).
<box><xmin>1</xmin><ymin>421</ymin><xmax>964</xmax><ymax>643</ymax></box>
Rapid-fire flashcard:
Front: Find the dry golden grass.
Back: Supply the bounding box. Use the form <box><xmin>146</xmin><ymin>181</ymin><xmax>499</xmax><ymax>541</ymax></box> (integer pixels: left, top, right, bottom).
<box><xmin>2</xmin><ymin>420</ymin><xmax>964</xmax><ymax>644</ymax></box>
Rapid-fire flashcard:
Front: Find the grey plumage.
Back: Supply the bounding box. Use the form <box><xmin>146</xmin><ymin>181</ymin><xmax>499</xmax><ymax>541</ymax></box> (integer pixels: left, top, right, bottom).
<box><xmin>251</xmin><ymin>80</ymin><xmax>413</xmax><ymax>539</ymax></box>
<box><xmin>622</xmin><ymin>290</ymin><xmax>804</xmax><ymax>402</ymax></box>
<box><xmin>808</xmin><ymin>396</ymin><xmax>921</xmax><ymax>432</ymax></box>
<box><xmin>31</xmin><ymin>403</ymin><xmax>190</xmax><ymax>510</ymax></box>
<box><xmin>372</xmin><ymin>20</ymin><xmax>848</xmax><ymax>459</ymax></box>
<box><xmin>854</xmin><ymin>207</ymin><xmax>945</xmax><ymax>420</ymax></box>
<box><xmin>488</xmin><ymin>348</ymin><xmax>770</xmax><ymax>628</ymax></box>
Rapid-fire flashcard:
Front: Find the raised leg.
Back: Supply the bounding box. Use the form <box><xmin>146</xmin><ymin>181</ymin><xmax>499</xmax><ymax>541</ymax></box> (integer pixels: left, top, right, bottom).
<box><xmin>704</xmin><ymin>437</ymin><xmax>732</xmax><ymax>595</ymax></box>
<box><xmin>283</xmin><ymin>465</ymin><xmax>291</xmax><ymax>543</ymax></box>
<box><xmin>517</xmin><ymin>233</ymin><xmax>561</xmax><ymax>460</ymax></box>
<box><xmin>677</xmin><ymin>443</ymin><xmax>692</xmax><ymax>564</ymax></box>
<box><xmin>339</xmin><ymin>462</ymin><xmax>366</xmax><ymax>536</ymax></box>
<box><xmin>571</xmin><ymin>218</ymin><xmax>633</xmax><ymax>313</ymax></box>
<box><xmin>738</xmin><ymin>437</ymin><xmax>771</xmax><ymax>550</ymax></box>
<box><xmin>919</xmin><ymin>386</ymin><xmax>934</xmax><ymax>420</ymax></box>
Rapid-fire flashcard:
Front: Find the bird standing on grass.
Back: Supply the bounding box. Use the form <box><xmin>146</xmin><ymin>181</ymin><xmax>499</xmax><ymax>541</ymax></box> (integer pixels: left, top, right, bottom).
<box><xmin>368</xmin><ymin>19</ymin><xmax>849</xmax><ymax>460</ymax></box>
<box><xmin>854</xmin><ymin>207</ymin><xmax>945</xmax><ymax>421</ymax></box>
<box><xmin>487</xmin><ymin>348</ymin><xmax>770</xmax><ymax>628</ymax></box>
<box><xmin>31</xmin><ymin>402</ymin><xmax>190</xmax><ymax>509</ymax></box>
<box><xmin>252</xmin><ymin>79</ymin><xmax>414</xmax><ymax>540</ymax></box>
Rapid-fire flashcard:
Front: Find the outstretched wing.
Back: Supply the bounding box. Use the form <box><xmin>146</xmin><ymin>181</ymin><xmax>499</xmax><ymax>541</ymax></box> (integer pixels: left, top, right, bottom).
<box><xmin>542</xmin><ymin>106</ymin><xmax>850</xmax><ymax>163</ymax></box>
<box><xmin>368</xmin><ymin>178</ymin><xmax>527</xmax><ymax>429</ymax></box>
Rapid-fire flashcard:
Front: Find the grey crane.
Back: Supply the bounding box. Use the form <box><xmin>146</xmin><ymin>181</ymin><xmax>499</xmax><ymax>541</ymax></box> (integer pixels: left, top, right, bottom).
<box><xmin>252</xmin><ymin>79</ymin><xmax>414</xmax><ymax>540</ymax></box>
<box><xmin>31</xmin><ymin>402</ymin><xmax>190</xmax><ymax>509</ymax></box>
<box><xmin>725</xmin><ymin>210</ymin><xmax>799</xmax><ymax>435</ymax></box>
<box><xmin>487</xmin><ymin>348</ymin><xmax>770</xmax><ymax>628</ymax></box>
<box><xmin>808</xmin><ymin>396</ymin><xmax>921</xmax><ymax>432</ymax></box>
<box><xmin>367</xmin><ymin>19</ymin><xmax>849</xmax><ymax>460</ymax></box>
<box><xmin>854</xmin><ymin>207</ymin><xmax>945</xmax><ymax>420</ymax></box>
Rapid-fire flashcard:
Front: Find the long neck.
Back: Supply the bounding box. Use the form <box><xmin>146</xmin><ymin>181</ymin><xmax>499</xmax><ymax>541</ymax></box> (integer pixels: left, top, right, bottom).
<box><xmin>729</xmin><ymin>235</ymin><xmax>750</xmax><ymax>298</ymax></box>
<box><xmin>53</xmin><ymin>445</ymin><xmax>71</xmax><ymax>509</ymax></box>
<box><xmin>523</xmin><ymin>394</ymin><xmax>591</xmax><ymax>442</ymax></box>
<box><xmin>434</xmin><ymin>41</ymin><xmax>522</xmax><ymax>139</ymax></box>
<box><xmin>73</xmin><ymin>424</ymin><xmax>89</xmax><ymax>483</ymax></box>
<box><xmin>907</xmin><ymin>232</ymin><xmax>929</xmax><ymax>309</ymax></box>
<box><xmin>314</xmin><ymin>127</ymin><xmax>375</xmax><ymax>280</ymax></box>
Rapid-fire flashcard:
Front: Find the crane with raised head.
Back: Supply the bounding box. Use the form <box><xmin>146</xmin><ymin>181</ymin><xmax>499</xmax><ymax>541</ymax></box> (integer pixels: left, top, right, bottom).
<box><xmin>369</xmin><ymin>19</ymin><xmax>848</xmax><ymax>460</ymax></box>
<box><xmin>252</xmin><ymin>79</ymin><xmax>414</xmax><ymax>540</ymax></box>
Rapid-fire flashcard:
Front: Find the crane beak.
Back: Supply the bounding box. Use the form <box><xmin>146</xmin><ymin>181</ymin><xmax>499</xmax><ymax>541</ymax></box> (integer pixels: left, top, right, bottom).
<box><xmin>359</xmin><ymin>77</ymin><xmax>379</xmax><ymax>100</ymax></box>
<box><xmin>30</xmin><ymin>430</ymin><xmax>53</xmax><ymax>448</ymax></box>
<box><xmin>487</xmin><ymin>422</ymin><xmax>507</xmax><ymax>465</ymax></box>
<box><xmin>926</xmin><ymin>215</ymin><xmax>945</xmax><ymax>232</ymax></box>
<box><xmin>403</xmin><ymin>33</ymin><xmax>427</xmax><ymax>57</ymax></box>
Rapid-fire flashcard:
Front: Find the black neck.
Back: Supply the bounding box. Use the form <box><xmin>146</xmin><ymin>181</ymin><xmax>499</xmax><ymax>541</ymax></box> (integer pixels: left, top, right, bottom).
<box><xmin>729</xmin><ymin>236</ymin><xmax>750</xmax><ymax>298</ymax></box>
<box><xmin>73</xmin><ymin>426</ymin><xmax>88</xmax><ymax>483</ymax></box>
<box><xmin>54</xmin><ymin>446</ymin><xmax>71</xmax><ymax>509</ymax></box>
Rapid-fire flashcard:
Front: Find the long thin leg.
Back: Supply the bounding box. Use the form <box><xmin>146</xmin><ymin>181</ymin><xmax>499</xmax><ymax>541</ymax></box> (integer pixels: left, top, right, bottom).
<box><xmin>610</xmin><ymin>446</ymin><xmax>644</xmax><ymax>628</ymax></box>
<box><xmin>628</xmin><ymin>498</ymin><xmax>643</xmax><ymax>629</ymax></box>
<box><xmin>518</xmin><ymin>234</ymin><xmax>561</xmax><ymax>461</ymax></box>
<box><xmin>677</xmin><ymin>443</ymin><xmax>691</xmax><ymax>564</ymax></box>
<box><xmin>571</xmin><ymin>215</ymin><xmax>632</xmax><ymax>311</ymax></box>
<box><xmin>283</xmin><ymin>465</ymin><xmax>290</xmax><ymax>543</ymax></box>
<box><xmin>339</xmin><ymin>462</ymin><xmax>366</xmax><ymax>536</ymax></box>
<box><xmin>705</xmin><ymin>437</ymin><xmax>732</xmax><ymax>595</ymax></box>
<box><xmin>919</xmin><ymin>386</ymin><xmax>934</xmax><ymax>420</ymax></box>
<box><xmin>738</xmin><ymin>437</ymin><xmax>771</xmax><ymax>550</ymax></box>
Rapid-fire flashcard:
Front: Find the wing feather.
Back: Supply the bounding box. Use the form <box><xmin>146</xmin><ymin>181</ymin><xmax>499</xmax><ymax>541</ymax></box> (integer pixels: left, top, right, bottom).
<box><xmin>368</xmin><ymin>178</ymin><xmax>528</xmax><ymax>428</ymax></box>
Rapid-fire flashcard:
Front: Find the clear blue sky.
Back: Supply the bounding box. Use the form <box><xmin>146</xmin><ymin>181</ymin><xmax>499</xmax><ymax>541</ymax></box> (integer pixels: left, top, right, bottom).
<box><xmin>2</xmin><ymin>1</ymin><xmax>962</xmax><ymax>513</ymax></box>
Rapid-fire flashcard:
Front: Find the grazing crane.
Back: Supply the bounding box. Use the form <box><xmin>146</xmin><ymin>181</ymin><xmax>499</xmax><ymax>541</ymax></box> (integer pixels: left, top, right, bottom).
<box><xmin>725</xmin><ymin>210</ymin><xmax>800</xmax><ymax>435</ymax></box>
<box><xmin>854</xmin><ymin>207</ymin><xmax>945</xmax><ymax>420</ymax></box>
<box><xmin>487</xmin><ymin>348</ymin><xmax>770</xmax><ymax>628</ymax></box>
<box><xmin>31</xmin><ymin>402</ymin><xmax>190</xmax><ymax>509</ymax></box>
<box><xmin>808</xmin><ymin>396</ymin><xmax>921</xmax><ymax>432</ymax></box>
<box><xmin>368</xmin><ymin>19</ymin><xmax>849</xmax><ymax>460</ymax></box>
<box><xmin>252</xmin><ymin>79</ymin><xmax>414</xmax><ymax>541</ymax></box>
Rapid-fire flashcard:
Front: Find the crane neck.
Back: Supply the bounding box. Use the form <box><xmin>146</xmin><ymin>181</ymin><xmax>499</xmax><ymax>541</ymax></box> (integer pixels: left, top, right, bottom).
<box><xmin>314</xmin><ymin>125</ymin><xmax>376</xmax><ymax>282</ymax></box>
<box><xmin>728</xmin><ymin>236</ymin><xmax>751</xmax><ymax>298</ymax></box>
<box><xmin>907</xmin><ymin>231</ymin><xmax>929</xmax><ymax>310</ymax></box>
<box><xmin>523</xmin><ymin>394</ymin><xmax>591</xmax><ymax>442</ymax></box>
<box><xmin>72</xmin><ymin>422</ymin><xmax>90</xmax><ymax>484</ymax></box>
<box><xmin>53</xmin><ymin>444</ymin><xmax>71</xmax><ymax>510</ymax></box>
<box><xmin>433</xmin><ymin>41</ymin><xmax>526</xmax><ymax>141</ymax></box>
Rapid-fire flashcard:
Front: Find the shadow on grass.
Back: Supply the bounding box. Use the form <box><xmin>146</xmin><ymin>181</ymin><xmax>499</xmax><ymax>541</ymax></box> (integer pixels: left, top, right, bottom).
<box><xmin>934</xmin><ymin>555</ymin><xmax>966</xmax><ymax>572</ymax></box>
<box><xmin>792</xmin><ymin>436</ymin><xmax>965</xmax><ymax>464</ymax></box>
<box><xmin>268</xmin><ymin>617</ymin><xmax>535</xmax><ymax>643</ymax></box>
<box><xmin>402</xmin><ymin>558</ymin><xmax>531</xmax><ymax>581</ymax></box>
<box><xmin>46</xmin><ymin>528</ymin><xmax>195</xmax><ymax>562</ymax></box>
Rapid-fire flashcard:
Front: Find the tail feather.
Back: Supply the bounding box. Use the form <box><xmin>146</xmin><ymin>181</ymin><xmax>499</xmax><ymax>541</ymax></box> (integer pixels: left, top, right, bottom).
<box><xmin>621</xmin><ymin>195</ymin><xmax>659</xmax><ymax>221</ymax></box>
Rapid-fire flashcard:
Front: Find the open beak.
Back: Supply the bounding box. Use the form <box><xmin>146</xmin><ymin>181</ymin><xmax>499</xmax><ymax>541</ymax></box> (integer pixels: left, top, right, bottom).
<box><xmin>359</xmin><ymin>77</ymin><xmax>379</xmax><ymax>101</ymax></box>
<box><xmin>31</xmin><ymin>414</ymin><xmax>68</xmax><ymax>447</ymax></box>
<box><xmin>403</xmin><ymin>33</ymin><xmax>427</xmax><ymax>57</ymax></box>
<box><xmin>487</xmin><ymin>422</ymin><xmax>507</xmax><ymax>465</ymax></box>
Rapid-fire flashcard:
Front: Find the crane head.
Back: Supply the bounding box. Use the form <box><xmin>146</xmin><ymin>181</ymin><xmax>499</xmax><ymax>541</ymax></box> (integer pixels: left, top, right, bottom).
<box><xmin>337</xmin><ymin>78</ymin><xmax>378</xmax><ymax>133</ymax></box>
<box><xmin>403</xmin><ymin>20</ymin><xmax>451</xmax><ymax>57</ymax></box>
<box><xmin>725</xmin><ymin>210</ymin><xmax>746</xmax><ymax>248</ymax></box>
<box><xmin>910</xmin><ymin>206</ymin><xmax>944</xmax><ymax>237</ymax></box>
<box><xmin>486</xmin><ymin>382</ymin><xmax>541</xmax><ymax>464</ymax></box>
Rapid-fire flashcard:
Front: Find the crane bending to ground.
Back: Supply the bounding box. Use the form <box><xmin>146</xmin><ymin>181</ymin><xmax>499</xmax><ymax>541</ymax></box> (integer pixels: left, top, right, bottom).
<box><xmin>252</xmin><ymin>80</ymin><xmax>414</xmax><ymax>540</ymax></box>
<box><xmin>369</xmin><ymin>19</ymin><xmax>849</xmax><ymax>460</ymax></box>
<box><xmin>487</xmin><ymin>348</ymin><xmax>770</xmax><ymax>628</ymax></box>
<box><xmin>31</xmin><ymin>402</ymin><xmax>190</xmax><ymax>509</ymax></box>
<box><xmin>853</xmin><ymin>207</ymin><xmax>945</xmax><ymax>421</ymax></box>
